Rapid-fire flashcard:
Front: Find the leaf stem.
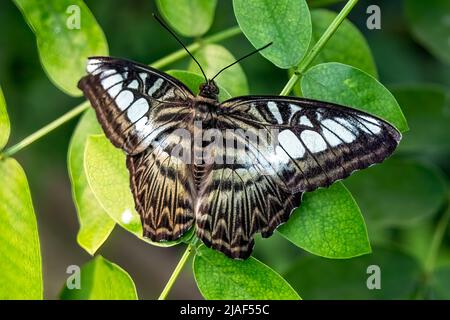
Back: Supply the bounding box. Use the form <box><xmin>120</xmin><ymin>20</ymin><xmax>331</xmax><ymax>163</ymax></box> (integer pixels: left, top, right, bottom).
<box><xmin>1</xmin><ymin>101</ymin><xmax>90</xmax><ymax>158</ymax></box>
<box><xmin>158</xmin><ymin>244</ymin><xmax>194</xmax><ymax>300</ymax></box>
<box><xmin>279</xmin><ymin>0</ymin><xmax>359</xmax><ymax>96</ymax></box>
<box><xmin>0</xmin><ymin>26</ymin><xmax>242</xmax><ymax>158</ymax></box>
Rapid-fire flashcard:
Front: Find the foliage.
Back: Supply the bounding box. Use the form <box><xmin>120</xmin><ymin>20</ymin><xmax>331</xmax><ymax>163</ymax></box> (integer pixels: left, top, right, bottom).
<box><xmin>0</xmin><ymin>0</ymin><xmax>449</xmax><ymax>300</ymax></box>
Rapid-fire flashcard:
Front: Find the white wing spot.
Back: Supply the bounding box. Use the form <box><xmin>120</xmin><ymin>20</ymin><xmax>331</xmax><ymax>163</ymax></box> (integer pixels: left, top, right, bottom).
<box><xmin>101</xmin><ymin>73</ymin><xmax>122</xmax><ymax>90</ymax></box>
<box><xmin>301</xmin><ymin>130</ymin><xmax>327</xmax><ymax>153</ymax></box>
<box><xmin>128</xmin><ymin>80</ymin><xmax>139</xmax><ymax>90</ymax></box>
<box><xmin>360</xmin><ymin>119</ymin><xmax>381</xmax><ymax>134</ymax></box>
<box><xmin>278</xmin><ymin>129</ymin><xmax>305</xmax><ymax>158</ymax></box>
<box><xmin>322</xmin><ymin>118</ymin><xmax>356</xmax><ymax>143</ymax></box>
<box><xmin>139</xmin><ymin>73</ymin><xmax>147</xmax><ymax>83</ymax></box>
<box><xmin>121</xmin><ymin>209</ymin><xmax>133</xmax><ymax>224</ymax></box>
<box><xmin>268</xmin><ymin>101</ymin><xmax>283</xmax><ymax>124</ymax></box>
<box><xmin>108</xmin><ymin>83</ymin><xmax>122</xmax><ymax>98</ymax></box>
<box><xmin>300</xmin><ymin>116</ymin><xmax>313</xmax><ymax>127</ymax></box>
<box><xmin>116</xmin><ymin>90</ymin><xmax>134</xmax><ymax>111</ymax></box>
<box><xmin>359</xmin><ymin>115</ymin><xmax>380</xmax><ymax>125</ymax></box>
<box><xmin>127</xmin><ymin>98</ymin><xmax>149</xmax><ymax>122</ymax></box>
<box><xmin>148</xmin><ymin>78</ymin><xmax>164</xmax><ymax>96</ymax></box>
<box><xmin>86</xmin><ymin>59</ymin><xmax>102</xmax><ymax>73</ymax></box>
<box><xmin>322</xmin><ymin>128</ymin><xmax>342</xmax><ymax>147</ymax></box>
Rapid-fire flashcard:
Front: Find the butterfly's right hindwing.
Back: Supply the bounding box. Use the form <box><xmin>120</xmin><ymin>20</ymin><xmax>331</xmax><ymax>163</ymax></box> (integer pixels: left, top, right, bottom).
<box><xmin>78</xmin><ymin>56</ymin><xmax>194</xmax><ymax>155</ymax></box>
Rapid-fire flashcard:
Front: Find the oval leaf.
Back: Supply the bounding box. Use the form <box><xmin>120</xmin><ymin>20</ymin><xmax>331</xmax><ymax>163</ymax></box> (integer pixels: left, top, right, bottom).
<box><xmin>0</xmin><ymin>86</ymin><xmax>10</xmax><ymax>150</ymax></box>
<box><xmin>278</xmin><ymin>182</ymin><xmax>371</xmax><ymax>258</ymax></box>
<box><xmin>60</xmin><ymin>256</ymin><xmax>137</xmax><ymax>300</ymax></box>
<box><xmin>68</xmin><ymin>107</ymin><xmax>115</xmax><ymax>255</ymax></box>
<box><xmin>284</xmin><ymin>247</ymin><xmax>421</xmax><ymax>299</ymax></box>
<box><xmin>194</xmin><ymin>245</ymin><xmax>301</xmax><ymax>300</ymax></box>
<box><xmin>0</xmin><ymin>158</ymin><xmax>43</xmax><ymax>299</ymax></box>
<box><xmin>14</xmin><ymin>0</ymin><xmax>109</xmax><ymax>96</ymax></box>
<box><xmin>188</xmin><ymin>44</ymin><xmax>249</xmax><ymax>96</ymax></box>
<box><xmin>156</xmin><ymin>0</ymin><xmax>217</xmax><ymax>37</ymax></box>
<box><xmin>345</xmin><ymin>159</ymin><xmax>447</xmax><ymax>229</ymax></box>
<box><xmin>301</xmin><ymin>62</ymin><xmax>408</xmax><ymax>132</ymax></box>
<box><xmin>233</xmin><ymin>0</ymin><xmax>311</xmax><ymax>69</ymax></box>
<box><xmin>309</xmin><ymin>9</ymin><xmax>377</xmax><ymax>77</ymax></box>
<box><xmin>167</xmin><ymin>70</ymin><xmax>231</xmax><ymax>101</ymax></box>
<box><xmin>405</xmin><ymin>0</ymin><xmax>450</xmax><ymax>64</ymax></box>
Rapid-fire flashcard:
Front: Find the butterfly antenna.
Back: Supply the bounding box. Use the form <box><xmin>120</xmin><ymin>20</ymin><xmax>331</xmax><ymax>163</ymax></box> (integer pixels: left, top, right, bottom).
<box><xmin>153</xmin><ymin>13</ymin><xmax>208</xmax><ymax>83</ymax></box>
<box><xmin>211</xmin><ymin>42</ymin><xmax>273</xmax><ymax>81</ymax></box>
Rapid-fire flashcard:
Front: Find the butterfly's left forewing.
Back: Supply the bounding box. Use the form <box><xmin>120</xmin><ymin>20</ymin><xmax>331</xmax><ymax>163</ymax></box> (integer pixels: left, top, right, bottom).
<box><xmin>195</xmin><ymin>96</ymin><xmax>401</xmax><ymax>259</ymax></box>
<box><xmin>79</xmin><ymin>57</ymin><xmax>196</xmax><ymax>242</ymax></box>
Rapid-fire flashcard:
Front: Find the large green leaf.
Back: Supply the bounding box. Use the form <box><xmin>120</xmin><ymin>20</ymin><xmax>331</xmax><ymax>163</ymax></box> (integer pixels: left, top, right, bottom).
<box><xmin>14</xmin><ymin>0</ymin><xmax>108</xmax><ymax>96</ymax></box>
<box><xmin>301</xmin><ymin>62</ymin><xmax>408</xmax><ymax>132</ymax></box>
<box><xmin>345</xmin><ymin>159</ymin><xmax>448</xmax><ymax>229</ymax></box>
<box><xmin>156</xmin><ymin>0</ymin><xmax>217</xmax><ymax>37</ymax></box>
<box><xmin>0</xmin><ymin>158</ymin><xmax>42</xmax><ymax>299</ymax></box>
<box><xmin>0</xmin><ymin>86</ymin><xmax>10</xmax><ymax>150</ymax></box>
<box><xmin>284</xmin><ymin>248</ymin><xmax>421</xmax><ymax>299</ymax></box>
<box><xmin>68</xmin><ymin>107</ymin><xmax>115</xmax><ymax>255</ymax></box>
<box><xmin>233</xmin><ymin>0</ymin><xmax>311</xmax><ymax>69</ymax></box>
<box><xmin>404</xmin><ymin>0</ymin><xmax>450</xmax><ymax>64</ymax></box>
<box><xmin>194</xmin><ymin>245</ymin><xmax>301</xmax><ymax>300</ymax></box>
<box><xmin>308</xmin><ymin>9</ymin><xmax>377</xmax><ymax>77</ymax></box>
<box><xmin>392</xmin><ymin>85</ymin><xmax>450</xmax><ymax>160</ymax></box>
<box><xmin>60</xmin><ymin>256</ymin><xmax>138</xmax><ymax>300</ymax></box>
<box><xmin>431</xmin><ymin>266</ymin><xmax>450</xmax><ymax>299</ymax></box>
<box><xmin>188</xmin><ymin>44</ymin><xmax>249</xmax><ymax>97</ymax></box>
<box><xmin>278</xmin><ymin>182</ymin><xmax>371</xmax><ymax>259</ymax></box>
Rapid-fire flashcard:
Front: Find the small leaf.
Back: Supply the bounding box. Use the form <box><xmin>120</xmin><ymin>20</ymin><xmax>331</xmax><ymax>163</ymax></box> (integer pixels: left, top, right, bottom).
<box><xmin>345</xmin><ymin>159</ymin><xmax>448</xmax><ymax>229</ymax></box>
<box><xmin>0</xmin><ymin>86</ymin><xmax>10</xmax><ymax>150</ymax></box>
<box><xmin>68</xmin><ymin>107</ymin><xmax>115</xmax><ymax>255</ymax></box>
<box><xmin>156</xmin><ymin>0</ymin><xmax>217</xmax><ymax>37</ymax></box>
<box><xmin>301</xmin><ymin>62</ymin><xmax>408</xmax><ymax>132</ymax></box>
<box><xmin>233</xmin><ymin>0</ymin><xmax>311</xmax><ymax>69</ymax></box>
<box><xmin>392</xmin><ymin>85</ymin><xmax>450</xmax><ymax>159</ymax></box>
<box><xmin>166</xmin><ymin>70</ymin><xmax>231</xmax><ymax>101</ymax></box>
<box><xmin>405</xmin><ymin>0</ymin><xmax>450</xmax><ymax>64</ymax></box>
<box><xmin>278</xmin><ymin>182</ymin><xmax>371</xmax><ymax>259</ymax></box>
<box><xmin>284</xmin><ymin>247</ymin><xmax>421</xmax><ymax>299</ymax></box>
<box><xmin>308</xmin><ymin>9</ymin><xmax>377</xmax><ymax>77</ymax></box>
<box><xmin>13</xmin><ymin>0</ymin><xmax>108</xmax><ymax>96</ymax></box>
<box><xmin>0</xmin><ymin>158</ymin><xmax>43</xmax><ymax>299</ymax></box>
<box><xmin>194</xmin><ymin>245</ymin><xmax>301</xmax><ymax>300</ymax></box>
<box><xmin>60</xmin><ymin>256</ymin><xmax>138</xmax><ymax>300</ymax></box>
<box><xmin>188</xmin><ymin>44</ymin><xmax>249</xmax><ymax>96</ymax></box>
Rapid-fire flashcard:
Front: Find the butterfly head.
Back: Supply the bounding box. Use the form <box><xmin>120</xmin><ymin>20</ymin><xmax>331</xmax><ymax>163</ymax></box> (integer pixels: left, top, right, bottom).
<box><xmin>199</xmin><ymin>80</ymin><xmax>219</xmax><ymax>100</ymax></box>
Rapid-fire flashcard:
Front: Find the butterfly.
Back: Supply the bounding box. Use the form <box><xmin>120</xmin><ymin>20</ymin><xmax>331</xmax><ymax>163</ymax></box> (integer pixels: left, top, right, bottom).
<box><xmin>78</xmin><ymin>54</ymin><xmax>401</xmax><ymax>259</ymax></box>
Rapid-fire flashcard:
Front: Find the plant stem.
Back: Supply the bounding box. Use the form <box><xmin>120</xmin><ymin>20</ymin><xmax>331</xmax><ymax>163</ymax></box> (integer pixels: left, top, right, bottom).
<box><xmin>1</xmin><ymin>101</ymin><xmax>90</xmax><ymax>158</ymax></box>
<box><xmin>1</xmin><ymin>26</ymin><xmax>242</xmax><ymax>158</ymax></box>
<box><xmin>158</xmin><ymin>244</ymin><xmax>194</xmax><ymax>300</ymax></box>
<box><xmin>424</xmin><ymin>202</ymin><xmax>450</xmax><ymax>274</ymax></box>
<box><xmin>279</xmin><ymin>0</ymin><xmax>359</xmax><ymax>96</ymax></box>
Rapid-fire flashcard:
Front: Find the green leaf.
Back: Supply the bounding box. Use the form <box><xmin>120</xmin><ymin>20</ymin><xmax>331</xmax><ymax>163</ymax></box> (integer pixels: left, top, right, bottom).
<box><xmin>301</xmin><ymin>62</ymin><xmax>408</xmax><ymax>132</ymax></box>
<box><xmin>233</xmin><ymin>0</ymin><xmax>311</xmax><ymax>69</ymax></box>
<box><xmin>278</xmin><ymin>182</ymin><xmax>371</xmax><ymax>258</ymax></box>
<box><xmin>431</xmin><ymin>266</ymin><xmax>450</xmax><ymax>299</ymax></box>
<box><xmin>14</xmin><ymin>0</ymin><xmax>108</xmax><ymax>96</ymax></box>
<box><xmin>308</xmin><ymin>9</ymin><xmax>377</xmax><ymax>77</ymax></box>
<box><xmin>284</xmin><ymin>247</ymin><xmax>421</xmax><ymax>299</ymax></box>
<box><xmin>193</xmin><ymin>245</ymin><xmax>301</xmax><ymax>300</ymax></box>
<box><xmin>68</xmin><ymin>108</ymin><xmax>115</xmax><ymax>255</ymax></box>
<box><xmin>405</xmin><ymin>0</ymin><xmax>450</xmax><ymax>64</ymax></box>
<box><xmin>188</xmin><ymin>44</ymin><xmax>249</xmax><ymax>96</ymax></box>
<box><xmin>0</xmin><ymin>158</ymin><xmax>42</xmax><ymax>299</ymax></box>
<box><xmin>166</xmin><ymin>70</ymin><xmax>231</xmax><ymax>101</ymax></box>
<box><xmin>0</xmin><ymin>86</ymin><xmax>10</xmax><ymax>150</ymax></box>
<box><xmin>307</xmin><ymin>0</ymin><xmax>344</xmax><ymax>7</ymax></box>
<box><xmin>60</xmin><ymin>256</ymin><xmax>138</xmax><ymax>300</ymax></box>
<box><xmin>345</xmin><ymin>159</ymin><xmax>448</xmax><ymax>229</ymax></box>
<box><xmin>392</xmin><ymin>85</ymin><xmax>450</xmax><ymax>159</ymax></box>
<box><xmin>156</xmin><ymin>0</ymin><xmax>217</xmax><ymax>37</ymax></box>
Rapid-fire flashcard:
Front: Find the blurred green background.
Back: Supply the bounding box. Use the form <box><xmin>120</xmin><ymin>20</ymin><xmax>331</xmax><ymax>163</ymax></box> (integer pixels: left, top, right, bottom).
<box><xmin>0</xmin><ymin>0</ymin><xmax>449</xmax><ymax>299</ymax></box>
